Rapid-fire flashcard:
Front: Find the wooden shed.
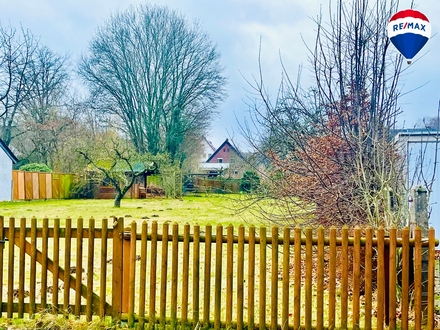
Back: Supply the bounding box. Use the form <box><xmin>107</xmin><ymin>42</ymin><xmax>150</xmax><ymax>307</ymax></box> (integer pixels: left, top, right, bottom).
<box><xmin>0</xmin><ymin>139</ymin><xmax>18</xmax><ymax>201</ymax></box>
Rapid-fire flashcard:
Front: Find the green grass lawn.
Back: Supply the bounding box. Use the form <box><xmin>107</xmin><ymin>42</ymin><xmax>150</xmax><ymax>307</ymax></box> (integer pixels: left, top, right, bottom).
<box><xmin>0</xmin><ymin>194</ymin><xmax>267</xmax><ymax>227</ymax></box>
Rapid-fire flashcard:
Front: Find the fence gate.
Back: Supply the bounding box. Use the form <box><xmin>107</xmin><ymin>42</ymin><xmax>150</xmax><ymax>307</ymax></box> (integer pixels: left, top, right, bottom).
<box><xmin>1</xmin><ymin>216</ymin><xmax>439</xmax><ymax>330</ymax></box>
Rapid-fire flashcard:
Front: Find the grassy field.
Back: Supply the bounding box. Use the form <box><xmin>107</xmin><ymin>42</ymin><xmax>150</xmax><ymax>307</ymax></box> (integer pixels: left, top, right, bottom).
<box><xmin>0</xmin><ymin>195</ymin><xmax>266</xmax><ymax>227</ymax></box>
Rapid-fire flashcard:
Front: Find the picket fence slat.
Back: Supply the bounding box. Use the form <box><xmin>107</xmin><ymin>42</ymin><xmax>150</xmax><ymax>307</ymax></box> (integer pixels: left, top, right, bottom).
<box><xmin>293</xmin><ymin>226</ymin><xmax>301</xmax><ymax>330</ymax></box>
<box><xmin>138</xmin><ymin>221</ymin><xmax>147</xmax><ymax>329</ymax></box>
<box><xmin>214</xmin><ymin>225</ymin><xmax>223</xmax><ymax>330</ymax></box>
<box><xmin>1</xmin><ymin>217</ymin><xmax>439</xmax><ymax>330</ymax></box>
<box><xmin>86</xmin><ymin>218</ymin><xmax>95</xmax><ymax>322</ymax></box>
<box><xmin>148</xmin><ymin>221</ymin><xmax>158</xmax><ymax>326</ymax></box>
<box><xmin>18</xmin><ymin>218</ymin><xmax>25</xmax><ymax>318</ymax></box>
<box><xmin>181</xmin><ymin>223</ymin><xmax>190</xmax><ymax>325</ymax></box>
<box><xmin>63</xmin><ymin>217</ymin><xmax>72</xmax><ymax>312</ymax></box>
<box><xmin>248</xmin><ymin>226</ymin><xmax>256</xmax><ymax>330</ymax></box>
<box><xmin>0</xmin><ymin>216</ymin><xmax>4</xmax><ymax>317</ymax></box>
<box><xmin>364</xmin><ymin>227</ymin><xmax>373</xmax><ymax>329</ymax></box>
<box><xmin>328</xmin><ymin>227</ymin><xmax>336</xmax><ymax>329</ymax></box>
<box><xmin>259</xmin><ymin>227</ymin><xmax>267</xmax><ymax>329</ymax></box>
<box><xmin>171</xmin><ymin>223</ymin><xmax>179</xmax><ymax>328</ymax></box>
<box><xmin>100</xmin><ymin>218</ymin><xmax>109</xmax><ymax>319</ymax></box>
<box><xmin>52</xmin><ymin>217</ymin><xmax>60</xmax><ymax>313</ymax></box>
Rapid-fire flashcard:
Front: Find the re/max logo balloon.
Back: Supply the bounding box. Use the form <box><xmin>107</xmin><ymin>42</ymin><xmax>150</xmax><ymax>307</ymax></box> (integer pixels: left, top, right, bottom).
<box><xmin>387</xmin><ymin>9</ymin><xmax>431</xmax><ymax>63</ymax></box>
<box><xmin>392</xmin><ymin>22</ymin><xmax>427</xmax><ymax>32</ymax></box>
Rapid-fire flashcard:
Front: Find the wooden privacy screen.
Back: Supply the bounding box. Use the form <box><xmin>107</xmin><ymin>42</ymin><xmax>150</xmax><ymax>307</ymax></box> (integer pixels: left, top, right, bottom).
<box><xmin>0</xmin><ymin>217</ymin><xmax>438</xmax><ymax>330</ymax></box>
<box><xmin>11</xmin><ymin>171</ymin><xmax>72</xmax><ymax>200</ymax></box>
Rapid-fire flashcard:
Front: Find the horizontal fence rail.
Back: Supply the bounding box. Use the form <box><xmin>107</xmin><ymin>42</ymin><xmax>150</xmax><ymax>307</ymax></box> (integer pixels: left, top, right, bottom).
<box><xmin>0</xmin><ymin>216</ymin><xmax>438</xmax><ymax>330</ymax></box>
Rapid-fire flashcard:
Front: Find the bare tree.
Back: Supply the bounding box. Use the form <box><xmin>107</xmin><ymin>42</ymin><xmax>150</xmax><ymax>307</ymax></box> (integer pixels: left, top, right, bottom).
<box><xmin>79</xmin><ymin>4</ymin><xmax>227</xmax><ymax>163</ymax></box>
<box><xmin>0</xmin><ymin>23</ymin><xmax>38</xmax><ymax>145</ymax></box>
<box><xmin>242</xmin><ymin>0</ymin><xmax>409</xmax><ymax>228</ymax></box>
<box><xmin>14</xmin><ymin>46</ymin><xmax>72</xmax><ymax>167</ymax></box>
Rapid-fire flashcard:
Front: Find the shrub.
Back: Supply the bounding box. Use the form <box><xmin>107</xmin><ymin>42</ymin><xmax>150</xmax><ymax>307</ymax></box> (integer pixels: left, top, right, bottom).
<box><xmin>19</xmin><ymin>163</ymin><xmax>52</xmax><ymax>172</ymax></box>
<box><xmin>240</xmin><ymin>170</ymin><xmax>260</xmax><ymax>193</ymax></box>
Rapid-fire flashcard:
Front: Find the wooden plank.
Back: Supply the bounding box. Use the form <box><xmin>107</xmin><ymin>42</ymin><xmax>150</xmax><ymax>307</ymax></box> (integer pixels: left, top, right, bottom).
<box><xmin>364</xmin><ymin>227</ymin><xmax>373</xmax><ymax>330</ymax></box>
<box><xmin>12</xmin><ymin>171</ymin><xmax>18</xmax><ymax>200</ymax></box>
<box><xmin>138</xmin><ymin>221</ymin><xmax>147</xmax><ymax>329</ymax></box>
<box><xmin>128</xmin><ymin>222</ymin><xmax>136</xmax><ymax>327</ymax></box>
<box><xmin>271</xmin><ymin>227</ymin><xmax>279</xmax><ymax>330</ymax></box>
<box><xmin>377</xmin><ymin>226</ymin><xmax>385</xmax><ymax>330</ymax></box>
<box><xmin>248</xmin><ymin>226</ymin><xmax>256</xmax><ymax>330</ymax></box>
<box><xmin>352</xmin><ymin>227</ymin><xmax>361</xmax><ymax>329</ymax></box>
<box><xmin>259</xmin><ymin>227</ymin><xmax>267</xmax><ymax>330</ymax></box>
<box><xmin>305</xmin><ymin>227</ymin><xmax>312</xmax><ymax>330</ymax></box>
<box><xmin>293</xmin><ymin>226</ymin><xmax>301</xmax><ymax>330</ymax></box>
<box><xmin>30</xmin><ymin>217</ymin><xmax>37</xmax><ymax>316</ymax></box>
<box><xmin>181</xmin><ymin>223</ymin><xmax>190</xmax><ymax>326</ymax></box>
<box><xmin>170</xmin><ymin>223</ymin><xmax>179</xmax><ymax>329</ymax></box>
<box><xmin>32</xmin><ymin>172</ymin><xmax>39</xmax><ymax>199</ymax></box>
<box><xmin>414</xmin><ymin>227</ymin><xmax>422</xmax><ymax>330</ymax></box>
<box><xmin>159</xmin><ymin>223</ymin><xmax>169</xmax><ymax>328</ymax></box>
<box><xmin>401</xmin><ymin>227</ymin><xmax>410</xmax><ymax>330</ymax></box>
<box><xmin>64</xmin><ymin>217</ymin><xmax>72</xmax><ymax>311</ymax></box>
<box><xmin>74</xmin><ymin>217</ymin><xmax>83</xmax><ymax>316</ymax></box>
<box><xmin>203</xmin><ymin>225</ymin><xmax>212</xmax><ymax>327</ymax></box>
<box><xmin>46</xmin><ymin>173</ymin><xmax>52</xmax><ymax>199</ymax></box>
<box><xmin>148</xmin><ymin>221</ymin><xmax>158</xmax><ymax>327</ymax></box>
<box><xmin>389</xmin><ymin>227</ymin><xmax>397</xmax><ymax>329</ymax></box>
<box><xmin>39</xmin><ymin>172</ymin><xmax>46</xmax><ymax>199</ymax></box>
<box><xmin>316</xmin><ymin>226</ymin><xmax>324</xmax><ymax>330</ymax></box>
<box><xmin>17</xmin><ymin>171</ymin><xmax>25</xmax><ymax>200</ymax></box>
<box><xmin>52</xmin><ymin>174</ymin><xmax>60</xmax><ymax>199</ymax></box>
<box><xmin>282</xmin><ymin>227</ymin><xmax>290</xmax><ymax>329</ymax></box>
<box><xmin>18</xmin><ymin>218</ymin><xmax>26</xmax><ymax>318</ymax></box>
<box><xmin>192</xmin><ymin>224</ymin><xmax>200</xmax><ymax>324</ymax></box>
<box><xmin>237</xmin><ymin>225</ymin><xmax>244</xmax><ymax>330</ymax></box>
<box><xmin>428</xmin><ymin>227</ymin><xmax>435</xmax><ymax>330</ymax></box>
<box><xmin>7</xmin><ymin>217</ymin><xmax>14</xmax><ymax>318</ymax></box>
<box><xmin>328</xmin><ymin>227</ymin><xmax>336</xmax><ymax>329</ymax></box>
<box><xmin>41</xmin><ymin>218</ymin><xmax>49</xmax><ymax>309</ymax></box>
<box><xmin>214</xmin><ymin>225</ymin><xmax>223</xmax><ymax>330</ymax></box>
<box><xmin>86</xmin><ymin>218</ymin><xmax>95</xmax><ymax>322</ymax></box>
<box><xmin>226</xmin><ymin>225</ymin><xmax>234</xmax><ymax>328</ymax></box>
<box><xmin>341</xmin><ymin>226</ymin><xmax>349</xmax><ymax>329</ymax></box>
<box><xmin>25</xmin><ymin>171</ymin><xmax>33</xmax><ymax>200</ymax></box>
<box><xmin>100</xmin><ymin>218</ymin><xmax>108</xmax><ymax>318</ymax></box>
<box><xmin>112</xmin><ymin>217</ymin><xmax>123</xmax><ymax>318</ymax></box>
<box><xmin>52</xmin><ymin>218</ymin><xmax>60</xmax><ymax>313</ymax></box>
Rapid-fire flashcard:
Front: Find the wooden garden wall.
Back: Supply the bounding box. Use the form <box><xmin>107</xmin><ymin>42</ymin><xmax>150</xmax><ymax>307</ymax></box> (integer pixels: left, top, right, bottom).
<box><xmin>11</xmin><ymin>171</ymin><xmax>73</xmax><ymax>200</ymax></box>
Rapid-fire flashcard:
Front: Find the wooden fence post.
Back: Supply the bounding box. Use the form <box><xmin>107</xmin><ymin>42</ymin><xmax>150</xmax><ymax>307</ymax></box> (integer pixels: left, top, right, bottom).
<box><xmin>112</xmin><ymin>217</ymin><xmax>124</xmax><ymax>320</ymax></box>
<box><xmin>410</xmin><ymin>186</ymin><xmax>429</xmax><ymax>323</ymax></box>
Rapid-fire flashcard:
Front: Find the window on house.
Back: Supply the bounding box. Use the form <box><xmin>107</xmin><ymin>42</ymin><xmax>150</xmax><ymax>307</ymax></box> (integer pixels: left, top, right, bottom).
<box><xmin>218</xmin><ymin>158</ymin><xmax>223</xmax><ymax>163</ymax></box>
<box><xmin>234</xmin><ymin>170</ymin><xmax>239</xmax><ymax>175</ymax></box>
<box><xmin>223</xmin><ymin>148</ymin><xmax>226</xmax><ymax>152</ymax></box>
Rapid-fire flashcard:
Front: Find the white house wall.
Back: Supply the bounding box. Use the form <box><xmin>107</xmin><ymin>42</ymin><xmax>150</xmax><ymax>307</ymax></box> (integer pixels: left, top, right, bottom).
<box><xmin>395</xmin><ymin>132</ymin><xmax>440</xmax><ymax>235</ymax></box>
<box><xmin>0</xmin><ymin>148</ymin><xmax>13</xmax><ymax>201</ymax></box>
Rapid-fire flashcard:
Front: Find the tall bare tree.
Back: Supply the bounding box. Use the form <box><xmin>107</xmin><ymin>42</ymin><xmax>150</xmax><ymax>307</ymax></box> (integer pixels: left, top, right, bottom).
<box><xmin>243</xmin><ymin>0</ymin><xmax>409</xmax><ymax>227</ymax></box>
<box><xmin>0</xmin><ymin>23</ymin><xmax>38</xmax><ymax>145</ymax></box>
<box><xmin>14</xmin><ymin>46</ymin><xmax>72</xmax><ymax>167</ymax></box>
<box><xmin>79</xmin><ymin>4</ymin><xmax>227</xmax><ymax>163</ymax></box>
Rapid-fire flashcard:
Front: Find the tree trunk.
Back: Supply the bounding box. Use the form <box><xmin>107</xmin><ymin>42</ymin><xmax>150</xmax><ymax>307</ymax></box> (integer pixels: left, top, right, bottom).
<box><xmin>114</xmin><ymin>193</ymin><xmax>122</xmax><ymax>208</ymax></box>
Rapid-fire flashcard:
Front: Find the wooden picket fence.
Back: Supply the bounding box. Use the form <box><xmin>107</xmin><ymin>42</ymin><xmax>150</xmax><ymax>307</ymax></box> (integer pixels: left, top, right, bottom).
<box><xmin>11</xmin><ymin>170</ymin><xmax>73</xmax><ymax>200</ymax></box>
<box><xmin>0</xmin><ymin>216</ymin><xmax>438</xmax><ymax>329</ymax></box>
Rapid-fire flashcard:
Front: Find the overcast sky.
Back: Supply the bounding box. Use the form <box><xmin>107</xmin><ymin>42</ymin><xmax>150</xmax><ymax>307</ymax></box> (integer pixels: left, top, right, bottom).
<box><xmin>1</xmin><ymin>0</ymin><xmax>440</xmax><ymax>148</ymax></box>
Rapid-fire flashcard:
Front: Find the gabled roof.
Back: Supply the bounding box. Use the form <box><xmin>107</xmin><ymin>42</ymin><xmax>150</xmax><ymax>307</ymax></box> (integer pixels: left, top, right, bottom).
<box><xmin>206</xmin><ymin>138</ymin><xmax>243</xmax><ymax>163</ymax></box>
<box><xmin>0</xmin><ymin>139</ymin><xmax>18</xmax><ymax>164</ymax></box>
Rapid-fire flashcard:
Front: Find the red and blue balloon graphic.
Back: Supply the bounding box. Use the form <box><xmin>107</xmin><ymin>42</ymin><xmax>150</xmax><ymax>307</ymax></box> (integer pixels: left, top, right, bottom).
<box><xmin>387</xmin><ymin>9</ymin><xmax>431</xmax><ymax>64</ymax></box>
